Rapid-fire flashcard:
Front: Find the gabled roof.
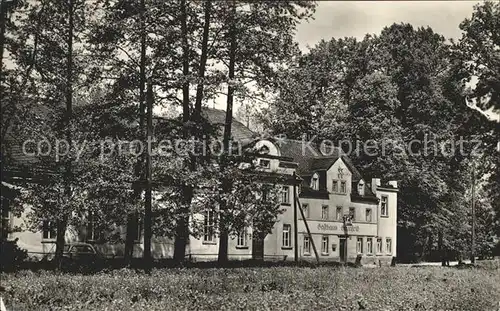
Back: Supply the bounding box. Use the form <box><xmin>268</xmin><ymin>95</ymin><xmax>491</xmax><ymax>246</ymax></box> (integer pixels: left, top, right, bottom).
<box><xmin>272</xmin><ymin>138</ymin><xmax>377</xmax><ymax>201</ymax></box>
<box><xmin>271</xmin><ymin>138</ymin><xmax>363</xmax><ymax>181</ymax></box>
<box><xmin>2</xmin><ymin>133</ymin><xmax>61</xmax><ymax>182</ymax></box>
<box><xmin>341</xmin><ymin>156</ymin><xmax>363</xmax><ymax>182</ymax></box>
<box><xmin>3</xmin><ymin>108</ymin><xmax>258</xmax><ymax>182</ymax></box>
<box><xmin>351</xmin><ymin>181</ymin><xmax>378</xmax><ymax>203</ymax></box>
<box><xmin>201</xmin><ymin>108</ymin><xmax>257</xmax><ymax>143</ymax></box>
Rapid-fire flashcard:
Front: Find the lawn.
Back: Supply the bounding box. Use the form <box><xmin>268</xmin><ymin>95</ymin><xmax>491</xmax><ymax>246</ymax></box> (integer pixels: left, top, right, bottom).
<box><xmin>1</xmin><ymin>265</ymin><xmax>499</xmax><ymax>310</ymax></box>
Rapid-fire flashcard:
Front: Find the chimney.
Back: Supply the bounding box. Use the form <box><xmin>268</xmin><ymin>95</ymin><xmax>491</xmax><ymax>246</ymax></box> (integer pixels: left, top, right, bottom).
<box><xmin>388</xmin><ymin>180</ymin><xmax>398</xmax><ymax>188</ymax></box>
<box><xmin>371</xmin><ymin>178</ymin><xmax>381</xmax><ymax>194</ymax></box>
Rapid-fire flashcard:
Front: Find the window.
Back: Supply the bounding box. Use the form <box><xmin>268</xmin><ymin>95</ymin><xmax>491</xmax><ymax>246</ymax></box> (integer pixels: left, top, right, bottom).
<box><xmin>357</xmin><ymin>237</ymin><xmax>363</xmax><ymax>254</ymax></box>
<box><xmin>340</xmin><ymin>181</ymin><xmax>346</xmax><ymax>193</ymax></box>
<box><xmin>87</xmin><ymin>211</ymin><xmax>102</xmax><ymax>242</ymax></box>
<box><xmin>332</xmin><ymin>180</ymin><xmax>338</xmax><ymax>192</ymax></box>
<box><xmin>237</xmin><ymin>228</ymin><xmax>248</xmax><ymax>248</ymax></box>
<box><xmin>336</xmin><ymin>206</ymin><xmax>343</xmax><ymax>220</ymax></box>
<box><xmin>365</xmin><ymin>209</ymin><xmax>372</xmax><ymax>222</ymax></box>
<box><xmin>381</xmin><ymin>196</ymin><xmax>388</xmax><ymax>216</ymax></box>
<box><xmin>358</xmin><ymin>182</ymin><xmax>364</xmax><ymax>195</ymax></box>
<box><xmin>349</xmin><ymin>207</ymin><xmax>355</xmax><ymax>221</ymax></box>
<box><xmin>282</xmin><ymin>224</ymin><xmax>291</xmax><ymax>248</ymax></box>
<box><xmin>203</xmin><ymin>210</ymin><xmax>215</xmax><ymax>243</ymax></box>
<box><xmin>377</xmin><ymin>238</ymin><xmax>383</xmax><ymax>253</ymax></box>
<box><xmin>259</xmin><ymin>159</ymin><xmax>270</xmax><ymax>168</ymax></box>
<box><xmin>321</xmin><ymin>205</ymin><xmax>329</xmax><ymax>220</ymax></box>
<box><xmin>42</xmin><ymin>220</ymin><xmax>56</xmax><ymax>240</ymax></box>
<box><xmin>367</xmin><ymin>238</ymin><xmax>373</xmax><ymax>254</ymax></box>
<box><xmin>258</xmin><ymin>145</ymin><xmax>270</xmax><ymax>154</ymax></box>
<box><xmin>321</xmin><ymin>236</ymin><xmax>329</xmax><ymax>254</ymax></box>
<box><xmin>311</xmin><ymin>175</ymin><xmax>319</xmax><ymax>190</ymax></box>
<box><xmin>281</xmin><ymin>186</ymin><xmax>290</xmax><ymax>204</ymax></box>
<box><xmin>303</xmin><ymin>235</ymin><xmax>311</xmax><ymax>255</ymax></box>
<box><xmin>301</xmin><ymin>204</ymin><xmax>309</xmax><ymax>219</ymax></box>
<box><xmin>386</xmin><ymin>238</ymin><xmax>392</xmax><ymax>254</ymax></box>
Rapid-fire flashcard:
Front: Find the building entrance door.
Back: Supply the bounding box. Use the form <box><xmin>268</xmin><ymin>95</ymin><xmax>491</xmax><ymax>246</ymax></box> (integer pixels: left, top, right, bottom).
<box><xmin>252</xmin><ymin>236</ymin><xmax>264</xmax><ymax>260</ymax></box>
<box><xmin>339</xmin><ymin>237</ymin><xmax>346</xmax><ymax>262</ymax></box>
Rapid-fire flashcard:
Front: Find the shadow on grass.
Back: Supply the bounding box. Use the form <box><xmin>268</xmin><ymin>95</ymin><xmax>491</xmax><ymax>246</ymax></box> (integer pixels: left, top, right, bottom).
<box><xmin>4</xmin><ymin>258</ymin><xmax>363</xmax><ymax>274</ymax></box>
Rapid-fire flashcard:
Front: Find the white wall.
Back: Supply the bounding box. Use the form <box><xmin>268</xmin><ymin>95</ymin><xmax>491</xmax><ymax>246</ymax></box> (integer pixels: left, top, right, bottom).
<box><xmin>375</xmin><ymin>188</ymin><xmax>398</xmax><ymax>257</ymax></box>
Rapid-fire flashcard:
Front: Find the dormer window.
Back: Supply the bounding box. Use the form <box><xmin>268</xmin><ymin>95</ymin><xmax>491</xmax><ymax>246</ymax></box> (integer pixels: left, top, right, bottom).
<box><xmin>358</xmin><ymin>181</ymin><xmax>364</xmax><ymax>196</ymax></box>
<box><xmin>311</xmin><ymin>173</ymin><xmax>319</xmax><ymax>190</ymax></box>
<box><xmin>259</xmin><ymin>159</ymin><xmax>270</xmax><ymax>168</ymax></box>
<box><xmin>258</xmin><ymin>145</ymin><xmax>270</xmax><ymax>155</ymax></box>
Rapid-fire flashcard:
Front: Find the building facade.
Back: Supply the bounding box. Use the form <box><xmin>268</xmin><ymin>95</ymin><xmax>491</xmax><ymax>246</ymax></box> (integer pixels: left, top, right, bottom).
<box><xmin>3</xmin><ymin>110</ymin><xmax>398</xmax><ymax>264</ymax></box>
<box><xmin>252</xmin><ymin>138</ymin><xmax>398</xmax><ymax>265</ymax></box>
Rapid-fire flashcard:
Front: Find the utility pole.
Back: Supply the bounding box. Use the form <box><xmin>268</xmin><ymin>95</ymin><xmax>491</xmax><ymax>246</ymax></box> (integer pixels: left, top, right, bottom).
<box><xmin>471</xmin><ymin>165</ymin><xmax>476</xmax><ymax>264</ymax></box>
<box><xmin>295</xmin><ymin>195</ymin><xmax>320</xmax><ymax>264</ymax></box>
<box><xmin>143</xmin><ymin>80</ymin><xmax>153</xmax><ymax>271</ymax></box>
<box><xmin>293</xmin><ymin>172</ymin><xmax>298</xmax><ymax>263</ymax></box>
<box><xmin>342</xmin><ymin>214</ymin><xmax>352</xmax><ymax>266</ymax></box>
<box><xmin>294</xmin><ymin>179</ymin><xmax>320</xmax><ymax>264</ymax></box>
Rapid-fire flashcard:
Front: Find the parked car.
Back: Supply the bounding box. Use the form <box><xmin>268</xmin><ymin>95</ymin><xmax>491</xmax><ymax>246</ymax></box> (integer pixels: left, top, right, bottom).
<box><xmin>64</xmin><ymin>243</ymin><xmax>104</xmax><ymax>263</ymax></box>
<box><xmin>43</xmin><ymin>242</ymin><xmax>105</xmax><ymax>270</ymax></box>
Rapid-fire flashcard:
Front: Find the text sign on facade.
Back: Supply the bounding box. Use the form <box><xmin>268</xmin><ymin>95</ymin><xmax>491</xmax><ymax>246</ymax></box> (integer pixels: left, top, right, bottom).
<box><xmin>316</xmin><ymin>223</ymin><xmax>360</xmax><ymax>233</ymax></box>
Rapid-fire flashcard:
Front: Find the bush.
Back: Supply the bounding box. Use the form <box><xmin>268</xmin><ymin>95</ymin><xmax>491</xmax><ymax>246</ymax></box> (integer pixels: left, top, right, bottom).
<box><xmin>0</xmin><ymin>239</ymin><xmax>28</xmax><ymax>272</ymax></box>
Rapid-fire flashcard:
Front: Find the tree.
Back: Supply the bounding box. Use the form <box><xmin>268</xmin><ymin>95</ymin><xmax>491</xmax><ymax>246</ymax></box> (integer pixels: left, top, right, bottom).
<box><xmin>456</xmin><ymin>1</ymin><xmax>500</xmax><ymax>248</ymax></box>
<box><xmin>235</xmin><ymin>103</ymin><xmax>263</xmax><ymax>133</ymax></box>
<box><xmin>5</xmin><ymin>0</ymin><xmax>89</xmax><ymax>268</ymax></box>
<box><xmin>264</xmin><ymin>22</ymin><xmax>495</xmax><ymax>262</ymax></box>
<box><xmin>215</xmin><ymin>0</ymin><xmax>316</xmax><ymax>263</ymax></box>
<box><xmin>457</xmin><ymin>0</ymin><xmax>500</xmax><ymax>112</ymax></box>
<box><xmin>87</xmin><ymin>0</ymin><xmax>214</xmax><ymax>264</ymax></box>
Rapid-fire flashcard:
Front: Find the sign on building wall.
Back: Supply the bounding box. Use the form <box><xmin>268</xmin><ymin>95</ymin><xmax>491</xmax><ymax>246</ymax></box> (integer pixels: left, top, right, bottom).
<box><xmin>299</xmin><ymin>221</ymin><xmax>377</xmax><ymax>236</ymax></box>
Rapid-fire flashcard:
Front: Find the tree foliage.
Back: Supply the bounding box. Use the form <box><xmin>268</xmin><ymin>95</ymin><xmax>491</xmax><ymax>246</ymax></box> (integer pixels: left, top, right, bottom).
<box><xmin>263</xmin><ymin>17</ymin><xmax>499</xmax><ymax>261</ymax></box>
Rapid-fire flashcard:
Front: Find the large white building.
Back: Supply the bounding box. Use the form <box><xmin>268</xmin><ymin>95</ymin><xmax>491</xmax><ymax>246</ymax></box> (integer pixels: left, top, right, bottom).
<box><xmin>2</xmin><ymin>109</ymin><xmax>398</xmax><ymax>264</ymax></box>
<box><xmin>250</xmin><ymin>138</ymin><xmax>398</xmax><ymax>264</ymax></box>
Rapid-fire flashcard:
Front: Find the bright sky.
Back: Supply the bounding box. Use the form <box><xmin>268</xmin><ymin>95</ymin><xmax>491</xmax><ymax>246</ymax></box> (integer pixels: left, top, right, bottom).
<box><xmin>295</xmin><ymin>0</ymin><xmax>480</xmax><ymax>50</ymax></box>
<box><xmin>222</xmin><ymin>0</ymin><xmax>499</xmax><ymax>122</ymax></box>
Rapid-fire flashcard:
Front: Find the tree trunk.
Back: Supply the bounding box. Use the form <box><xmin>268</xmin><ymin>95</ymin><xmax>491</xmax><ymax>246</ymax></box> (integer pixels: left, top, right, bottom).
<box><xmin>126</xmin><ymin>0</ymin><xmax>147</xmax><ymax>264</ymax></box>
<box><xmin>180</xmin><ymin>0</ymin><xmax>189</xmax><ymax>122</ymax></box>
<box><xmin>193</xmin><ymin>0</ymin><xmax>211</xmax><ymax>121</ymax></box>
<box><xmin>124</xmin><ymin>213</ymin><xmax>135</xmax><ymax>261</ymax></box>
<box><xmin>55</xmin><ymin>217</ymin><xmax>68</xmax><ymax>269</ymax></box>
<box><xmin>218</xmin><ymin>1</ymin><xmax>237</xmax><ymax>264</ymax></box>
<box><xmin>438</xmin><ymin>229</ymin><xmax>446</xmax><ymax>266</ymax></box>
<box><xmin>0</xmin><ymin>0</ymin><xmax>7</xmax><ymax>133</ymax></box>
<box><xmin>173</xmin><ymin>0</ymin><xmax>191</xmax><ymax>263</ymax></box>
<box><xmin>55</xmin><ymin>0</ymin><xmax>74</xmax><ymax>269</ymax></box>
<box><xmin>427</xmin><ymin>233</ymin><xmax>434</xmax><ymax>262</ymax></box>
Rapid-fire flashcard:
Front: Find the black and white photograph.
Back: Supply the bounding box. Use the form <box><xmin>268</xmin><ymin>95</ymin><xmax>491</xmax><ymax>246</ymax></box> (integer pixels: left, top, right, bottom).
<box><xmin>0</xmin><ymin>0</ymin><xmax>499</xmax><ymax>310</ymax></box>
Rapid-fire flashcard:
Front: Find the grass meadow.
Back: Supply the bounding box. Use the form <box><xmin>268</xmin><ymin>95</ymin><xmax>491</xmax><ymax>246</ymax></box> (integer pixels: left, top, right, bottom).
<box><xmin>1</xmin><ymin>263</ymin><xmax>500</xmax><ymax>310</ymax></box>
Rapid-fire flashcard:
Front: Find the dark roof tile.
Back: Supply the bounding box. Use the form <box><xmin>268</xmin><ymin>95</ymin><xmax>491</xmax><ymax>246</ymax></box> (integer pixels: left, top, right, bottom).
<box><xmin>201</xmin><ymin>108</ymin><xmax>257</xmax><ymax>143</ymax></box>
